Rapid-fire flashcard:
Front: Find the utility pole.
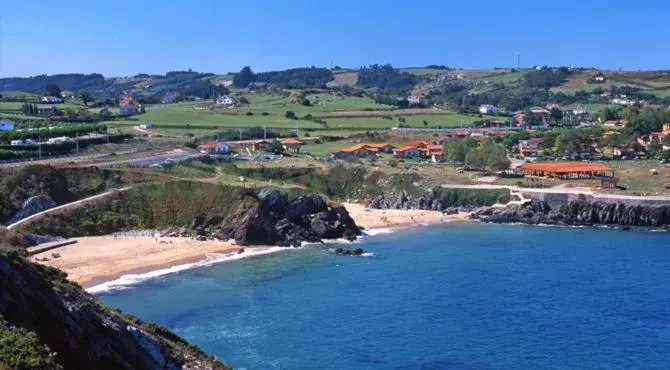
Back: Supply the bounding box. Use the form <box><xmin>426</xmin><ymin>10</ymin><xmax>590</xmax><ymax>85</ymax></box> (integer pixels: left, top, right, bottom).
<box><xmin>517</xmin><ymin>53</ymin><xmax>521</xmax><ymax>69</ymax></box>
<box><xmin>76</xmin><ymin>133</ymin><xmax>79</xmax><ymax>154</ymax></box>
<box><xmin>263</xmin><ymin>127</ymin><xmax>267</xmax><ymax>140</ymax></box>
<box><xmin>237</xmin><ymin>128</ymin><xmax>242</xmax><ymax>141</ymax></box>
<box><xmin>295</xmin><ymin>119</ymin><xmax>299</xmax><ymax>137</ymax></box>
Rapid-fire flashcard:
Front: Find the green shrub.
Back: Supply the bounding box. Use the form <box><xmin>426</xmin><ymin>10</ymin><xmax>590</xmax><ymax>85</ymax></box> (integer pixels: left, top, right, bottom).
<box><xmin>0</xmin><ymin>317</ymin><xmax>62</xmax><ymax>369</ymax></box>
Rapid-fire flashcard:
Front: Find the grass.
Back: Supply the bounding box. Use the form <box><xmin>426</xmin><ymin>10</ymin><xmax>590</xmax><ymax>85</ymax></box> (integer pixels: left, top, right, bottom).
<box><xmin>483</xmin><ymin>70</ymin><xmax>528</xmax><ymax>84</ymax></box>
<box><xmin>601</xmin><ymin>159</ymin><xmax>670</xmax><ymax>195</ymax></box>
<box><xmin>399</xmin><ymin>68</ymin><xmax>451</xmax><ymax>76</ymax></box>
<box><xmin>301</xmin><ymin>140</ymin><xmax>354</xmax><ymax>156</ymax></box>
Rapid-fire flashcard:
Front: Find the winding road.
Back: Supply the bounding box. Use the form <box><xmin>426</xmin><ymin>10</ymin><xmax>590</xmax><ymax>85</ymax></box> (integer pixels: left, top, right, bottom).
<box><xmin>6</xmin><ymin>188</ymin><xmax>131</xmax><ymax>230</ymax></box>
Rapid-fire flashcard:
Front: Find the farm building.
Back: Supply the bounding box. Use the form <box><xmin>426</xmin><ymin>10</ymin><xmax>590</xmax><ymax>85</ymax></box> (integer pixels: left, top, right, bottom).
<box><xmin>216</xmin><ymin>95</ymin><xmax>239</xmax><ymax>107</ymax></box>
<box><xmin>520</xmin><ymin>162</ymin><xmax>618</xmax><ymax>187</ymax></box>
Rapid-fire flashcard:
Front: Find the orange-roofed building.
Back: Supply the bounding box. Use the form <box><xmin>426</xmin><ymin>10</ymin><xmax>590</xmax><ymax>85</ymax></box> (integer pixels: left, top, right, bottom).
<box><xmin>519</xmin><ymin>161</ymin><xmax>616</xmax><ymax>185</ymax></box>
<box><xmin>281</xmin><ymin>138</ymin><xmax>304</xmax><ymax>153</ymax></box>
<box><xmin>200</xmin><ymin>141</ymin><xmax>230</xmax><ymax>154</ymax></box>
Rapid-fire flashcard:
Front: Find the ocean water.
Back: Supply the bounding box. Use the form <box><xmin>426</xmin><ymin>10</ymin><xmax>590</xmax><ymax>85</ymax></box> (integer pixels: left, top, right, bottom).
<box><xmin>100</xmin><ymin>223</ymin><xmax>670</xmax><ymax>369</ymax></box>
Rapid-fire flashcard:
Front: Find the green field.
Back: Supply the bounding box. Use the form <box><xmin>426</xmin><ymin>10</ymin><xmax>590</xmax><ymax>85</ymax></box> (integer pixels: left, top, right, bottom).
<box><xmin>483</xmin><ymin>70</ymin><xmax>528</xmax><ymax>84</ymax></box>
<box><xmin>400</xmin><ymin>68</ymin><xmax>450</xmax><ymax>76</ymax></box>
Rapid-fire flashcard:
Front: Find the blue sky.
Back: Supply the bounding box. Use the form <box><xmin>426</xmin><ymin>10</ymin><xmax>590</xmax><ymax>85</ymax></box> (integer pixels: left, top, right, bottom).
<box><xmin>1</xmin><ymin>0</ymin><xmax>669</xmax><ymax>77</ymax></box>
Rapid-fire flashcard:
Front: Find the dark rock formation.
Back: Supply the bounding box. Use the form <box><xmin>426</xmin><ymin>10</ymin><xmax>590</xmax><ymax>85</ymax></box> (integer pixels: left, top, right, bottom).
<box><xmin>334</xmin><ymin>247</ymin><xmax>365</xmax><ymax>256</ymax></box>
<box><xmin>6</xmin><ymin>195</ymin><xmax>57</xmax><ymax>225</ymax></box>
<box><xmin>0</xmin><ymin>249</ymin><xmax>228</xmax><ymax>370</ymax></box>
<box><xmin>220</xmin><ymin>190</ymin><xmax>360</xmax><ymax>247</ymax></box>
<box><xmin>364</xmin><ymin>188</ymin><xmax>510</xmax><ymax>212</ymax></box>
<box><xmin>472</xmin><ymin>199</ymin><xmax>670</xmax><ymax>228</ymax></box>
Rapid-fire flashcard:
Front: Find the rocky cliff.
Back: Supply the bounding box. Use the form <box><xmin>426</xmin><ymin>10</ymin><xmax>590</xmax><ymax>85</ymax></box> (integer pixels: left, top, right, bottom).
<box><xmin>219</xmin><ymin>188</ymin><xmax>360</xmax><ymax>246</ymax></box>
<box><xmin>18</xmin><ymin>183</ymin><xmax>361</xmax><ymax>248</ymax></box>
<box><xmin>0</xmin><ymin>249</ymin><xmax>228</xmax><ymax>370</ymax></box>
<box><xmin>472</xmin><ymin>198</ymin><xmax>670</xmax><ymax>228</ymax></box>
<box><xmin>363</xmin><ymin>187</ymin><xmax>511</xmax><ymax>212</ymax></box>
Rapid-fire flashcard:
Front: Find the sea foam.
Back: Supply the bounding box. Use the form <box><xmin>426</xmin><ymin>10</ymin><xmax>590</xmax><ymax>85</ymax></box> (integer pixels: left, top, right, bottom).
<box><xmin>87</xmin><ymin>246</ymin><xmax>287</xmax><ymax>294</ymax></box>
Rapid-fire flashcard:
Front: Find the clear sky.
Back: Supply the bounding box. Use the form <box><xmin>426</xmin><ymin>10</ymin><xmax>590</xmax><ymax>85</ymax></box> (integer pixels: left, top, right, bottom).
<box><xmin>1</xmin><ymin>0</ymin><xmax>669</xmax><ymax>77</ymax></box>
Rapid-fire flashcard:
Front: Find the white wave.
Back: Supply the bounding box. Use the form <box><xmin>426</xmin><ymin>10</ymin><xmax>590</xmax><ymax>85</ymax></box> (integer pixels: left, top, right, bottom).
<box><xmin>87</xmin><ymin>246</ymin><xmax>287</xmax><ymax>295</ymax></box>
<box><xmin>361</xmin><ymin>227</ymin><xmax>396</xmax><ymax>236</ymax></box>
<box><xmin>361</xmin><ymin>252</ymin><xmax>375</xmax><ymax>257</ymax></box>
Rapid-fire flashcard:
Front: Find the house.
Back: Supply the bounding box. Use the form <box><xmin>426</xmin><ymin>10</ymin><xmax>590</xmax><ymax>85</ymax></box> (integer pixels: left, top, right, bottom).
<box><xmin>162</xmin><ymin>92</ymin><xmax>178</xmax><ymax>104</ymax></box>
<box><xmin>423</xmin><ymin>144</ymin><xmax>444</xmax><ymax>162</ymax></box>
<box><xmin>545</xmin><ymin>103</ymin><xmax>560</xmax><ymax>110</ymax></box>
<box><xmin>215</xmin><ymin>95</ymin><xmax>239</xmax><ymax>107</ymax></box>
<box><xmin>200</xmin><ymin>141</ymin><xmax>230</xmax><ymax>154</ymax></box>
<box><xmin>519</xmin><ymin>138</ymin><xmax>544</xmax><ymax>157</ymax></box>
<box><xmin>0</xmin><ymin>119</ymin><xmax>15</xmax><ymax>131</ymax></box>
<box><xmin>393</xmin><ymin>141</ymin><xmax>428</xmax><ymax>158</ymax></box>
<box><xmin>333</xmin><ymin>144</ymin><xmax>380</xmax><ymax>159</ymax></box>
<box><xmin>247</xmin><ymin>82</ymin><xmax>268</xmax><ymax>91</ymax></box>
<box><xmin>10</xmin><ymin>140</ymin><xmax>24</xmax><ymax>146</ymax></box>
<box><xmin>408</xmin><ymin>95</ymin><xmax>424</xmax><ymax>104</ymax></box>
<box><xmin>479</xmin><ymin>104</ymin><xmax>502</xmax><ymax>114</ymax></box>
<box><xmin>60</xmin><ymin>91</ymin><xmax>74</xmax><ymax>99</ymax></box>
<box><xmin>528</xmin><ymin>107</ymin><xmax>551</xmax><ymax>123</ymax></box>
<box><xmin>281</xmin><ymin>138</ymin><xmax>304</xmax><ymax>153</ymax></box>
<box><xmin>47</xmin><ymin>136</ymin><xmax>71</xmax><ymax>144</ymax></box>
<box><xmin>364</xmin><ymin>143</ymin><xmax>394</xmax><ymax>153</ymax></box>
<box><xmin>611</xmin><ymin>97</ymin><xmax>636</xmax><ymax>106</ymax></box>
<box><xmin>119</xmin><ymin>95</ymin><xmax>140</xmax><ymax>116</ymax></box>
<box><xmin>572</xmin><ymin>106</ymin><xmax>589</xmax><ymax>115</ymax></box>
<box><xmin>36</xmin><ymin>105</ymin><xmax>55</xmax><ymax>116</ymax></box>
<box><xmin>433</xmin><ymin>136</ymin><xmax>449</xmax><ymax>146</ymax></box>
<box><xmin>637</xmin><ymin>123</ymin><xmax>670</xmax><ymax>149</ymax></box>
<box><xmin>140</xmin><ymin>121</ymin><xmax>154</xmax><ymax>129</ymax></box>
<box><xmin>594</xmin><ymin>73</ymin><xmax>605</xmax><ymax>82</ymax></box>
<box><xmin>251</xmin><ymin>140</ymin><xmax>274</xmax><ymax>152</ymax></box>
<box><xmin>41</xmin><ymin>96</ymin><xmax>62</xmax><ymax>104</ymax></box>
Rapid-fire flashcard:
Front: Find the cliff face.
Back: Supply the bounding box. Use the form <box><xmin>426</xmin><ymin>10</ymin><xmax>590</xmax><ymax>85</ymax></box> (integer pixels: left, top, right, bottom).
<box><xmin>363</xmin><ymin>187</ymin><xmax>511</xmax><ymax>211</ymax></box>
<box><xmin>473</xmin><ymin>199</ymin><xmax>670</xmax><ymax>228</ymax></box>
<box><xmin>0</xmin><ymin>249</ymin><xmax>228</xmax><ymax>370</ymax></box>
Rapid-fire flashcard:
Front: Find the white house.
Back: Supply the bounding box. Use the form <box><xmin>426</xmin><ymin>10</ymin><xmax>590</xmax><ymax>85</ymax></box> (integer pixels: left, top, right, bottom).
<box><xmin>216</xmin><ymin>95</ymin><xmax>239</xmax><ymax>107</ymax></box>
<box><xmin>408</xmin><ymin>95</ymin><xmax>424</xmax><ymax>104</ymax></box>
<box><xmin>47</xmin><ymin>136</ymin><xmax>71</xmax><ymax>144</ymax></box>
<box><xmin>10</xmin><ymin>140</ymin><xmax>24</xmax><ymax>146</ymax></box>
<box><xmin>0</xmin><ymin>120</ymin><xmax>15</xmax><ymax>131</ymax></box>
<box><xmin>572</xmin><ymin>106</ymin><xmax>589</xmax><ymax>115</ymax></box>
<box><xmin>479</xmin><ymin>104</ymin><xmax>502</xmax><ymax>114</ymax></box>
<box><xmin>41</xmin><ymin>96</ymin><xmax>62</xmax><ymax>104</ymax></box>
<box><xmin>611</xmin><ymin>97</ymin><xmax>636</xmax><ymax>106</ymax></box>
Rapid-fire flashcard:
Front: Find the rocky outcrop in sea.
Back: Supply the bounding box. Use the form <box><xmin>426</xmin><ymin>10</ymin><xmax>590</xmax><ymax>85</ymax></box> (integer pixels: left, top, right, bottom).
<box><xmin>472</xmin><ymin>198</ymin><xmax>670</xmax><ymax>228</ymax></box>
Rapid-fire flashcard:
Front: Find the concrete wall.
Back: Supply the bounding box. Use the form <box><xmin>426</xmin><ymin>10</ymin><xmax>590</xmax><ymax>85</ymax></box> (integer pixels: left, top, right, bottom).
<box><xmin>520</xmin><ymin>190</ymin><xmax>670</xmax><ymax>208</ymax></box>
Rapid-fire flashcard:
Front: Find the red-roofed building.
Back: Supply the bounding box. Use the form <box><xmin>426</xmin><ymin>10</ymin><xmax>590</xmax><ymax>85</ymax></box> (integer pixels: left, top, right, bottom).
<box><xmin>200</xmin><ymin>141</ymin><xmax>230</xmax><ymax>154</ymax></box>
<box><xmin>281</xmin><ymin>138</ymin><xmax>304</xmax><ymax>153</ymax></box>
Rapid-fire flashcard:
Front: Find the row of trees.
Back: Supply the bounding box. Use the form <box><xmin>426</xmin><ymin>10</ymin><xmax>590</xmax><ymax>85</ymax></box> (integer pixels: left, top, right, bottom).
<box><xmin>356</xmin><ymin>64</ymin><xmax>418</xmax><ymax>93</ymax></box>
<box><xmin>233</xmin><ymin>67</ymin><xmax>334</xmax><ymax>89</ymax></box>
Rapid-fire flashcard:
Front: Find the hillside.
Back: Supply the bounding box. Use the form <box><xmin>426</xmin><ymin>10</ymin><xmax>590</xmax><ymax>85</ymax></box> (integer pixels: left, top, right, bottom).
<box><xmin>0</xmin><ymin>247</ymin><xmax>228</xmax><ymax>369</ymax></box>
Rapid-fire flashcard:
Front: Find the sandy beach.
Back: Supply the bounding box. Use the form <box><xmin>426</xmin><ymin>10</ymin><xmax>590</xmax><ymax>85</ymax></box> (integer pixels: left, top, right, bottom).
<box><xmin>28</xmin><ymin>203</ymin><xmax>469</xmax><ymax>288</ymax></box>
<box><xmin>30</xmin><ymin>235</ymin><xmax>268</xmax><ymax>287</ymax></box>
<box><xmin>342</xmin><ymin>202</ymin><xmax>470</xmax><ymax>229</ymax></box>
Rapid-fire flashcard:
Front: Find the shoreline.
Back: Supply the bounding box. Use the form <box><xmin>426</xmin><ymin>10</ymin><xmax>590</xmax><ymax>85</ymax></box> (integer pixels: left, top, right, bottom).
<box><xmin>30</xmin><ymin>203</ymin><xmax>472</xmax><ymax>292</ymax></box>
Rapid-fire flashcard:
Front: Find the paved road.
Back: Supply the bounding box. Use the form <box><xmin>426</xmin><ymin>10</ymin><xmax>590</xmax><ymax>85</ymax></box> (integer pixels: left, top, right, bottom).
<box><xmin>6</xmin><ymin>188</ymin><xmax>130</xmax><ymax>230</ymax></box>
<box><xmin>95</xmin><ymin>150</ymin><xmax>204</xmax><ymax>168</ymax></box>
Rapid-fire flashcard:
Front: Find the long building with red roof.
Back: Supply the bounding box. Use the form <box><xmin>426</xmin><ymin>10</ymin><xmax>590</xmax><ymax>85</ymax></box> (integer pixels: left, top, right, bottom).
<box><xmin>519</xmin><ymin>161</ymin><xmax>615</xmax><ymax>180</ymax></box>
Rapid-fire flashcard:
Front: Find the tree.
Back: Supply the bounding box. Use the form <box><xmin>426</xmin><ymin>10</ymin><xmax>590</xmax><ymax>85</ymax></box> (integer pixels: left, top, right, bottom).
<box><xmin>77</xmin><ymin>90</ymin><xmax>92</xmax><ymax>106</ymax></box>
<box><xmin>444</xmin><ymin>137</ymin><xmax>477</xmax><ymax>163</ymax></box>
<box><xmin>465</xmin><ymin>149</ymin><xmax>485</xmax><ymax>170</ymax></box>
<box><xmin>285</xmin><ymin>110</ymin><xmax>297</xmax><ymax>120</ymax></box>
<box><xmin>44</xmin><ymin>83</ymin><xmax>61</xmax><ymax>97</ymax></box>
<box><xmin>423</xmin><ymin>120</ymin><xmax>428</xmax><ymax>126</ymax></box>
<box><xmin>268</xmin><ymin>140</ymin><xmax>285</xmax><ymax>155</ymax></box>
<box><xmin>233</xmin><ymin>66</ymin><xmax>256</xmax><ymax>88</ymax></box>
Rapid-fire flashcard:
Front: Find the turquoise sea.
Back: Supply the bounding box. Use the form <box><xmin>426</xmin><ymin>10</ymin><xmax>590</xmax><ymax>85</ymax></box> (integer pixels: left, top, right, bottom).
<box><xmin>99</xmin><ymin>223</ymin><xmax>670</xmax><ymax>369</ymax></box>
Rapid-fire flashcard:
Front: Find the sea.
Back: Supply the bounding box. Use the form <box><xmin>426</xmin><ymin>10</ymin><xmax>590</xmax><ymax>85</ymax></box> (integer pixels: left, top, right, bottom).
<box><xmin>98</xmin><ymin>223</ymin><xmax>670</xmax><ymax>369</ymax></box>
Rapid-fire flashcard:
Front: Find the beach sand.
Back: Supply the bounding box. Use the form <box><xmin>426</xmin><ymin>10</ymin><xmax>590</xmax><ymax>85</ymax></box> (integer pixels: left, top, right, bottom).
<box><xmin>30</xmin><ymin>235</ymin><xmax>269</xmax><ymax>287</ymax></box>
<box><xmin>342</xmin><ymin>202</ymin><xmax>471</xmax><ymax>229</ymax></box>
<box><xmin>29</xmin><ymin>203</ymin><xmax>470</xmax><ymax>288</ymax></box>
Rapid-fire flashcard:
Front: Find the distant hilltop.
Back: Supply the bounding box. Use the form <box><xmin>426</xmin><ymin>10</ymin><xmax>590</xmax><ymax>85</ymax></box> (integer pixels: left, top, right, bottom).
<box><xmin>2</xmin><ymin>65</ymin><xmax>670</xmax><ymax>114</ymax></box>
